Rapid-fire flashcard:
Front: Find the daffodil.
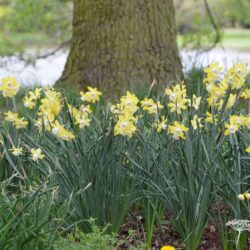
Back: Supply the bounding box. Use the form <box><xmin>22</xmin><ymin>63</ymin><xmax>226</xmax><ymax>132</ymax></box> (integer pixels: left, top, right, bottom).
<box><xmin>238</xmin><ymin>194</ymin><xmax>245</xmax><ymax>201</ymax></box>
<box><xmin>224</xmin><ymin>63</ymin><xmax>247</xmax><ymax>90</ymax></box>
<box><xmin>52</xmin><ymin>120</ymin><xmax>75</xmax><ymax>141</ymax></box>
<box><xmin>114</xmin><ymin>118</ymin><xmax>137</xmax><ymax>138</ymax></box>
<box><xmin>188</xmin><ymin>95</ymin><xmax>201</xmax><ymax>110</ymax></box>
<box><xmin>241</xmin><ymin>89</ymin><xmax>250</xmax><ymax>99</ymax></box>
<box><xmin>230</xmin><ymin>115</ymin><xmax>245</xmax><ymax>127</ymax></box>
<box><xmin>75</xmin><ymin>115</ymin><xmax>91</xmax><ymax>128</ymax></box>
<box><xmin>224</xmin><ymin>123</ymin><xmax>239</xmax><ymax>136</ymax></box>
<box><xmin>10</xmin><ymin>146</ymin><xmax>23</xmax><ymax>156</ymax></box>
<box><xmin>168</xmin><ymin>121</ymin><xmax>189</xmax><ymax>140</ymax></box>
<box><xmin>39</xmin><ymin>88</ymin><xmax>62</xmax><ymax>120</ymax></box>
<box><xmin>119</xmin><ymin>91</ymin><xmax>139</xmax><ymax>114</ymax></box>
<box><xmin>4</xmin><ymin>111</ymin><xmax>19</xmax><ymax>122</ymax></box>
<box><xmin>0</xmin><ymin>77</ymin><xmax>20</xmax><ymax>97</ymax></box>
<box><xmin>218</xmin><ymin>94</ymin><xmax>236</xmax><ymax>110</ymax></box>
<box><xmin>205</xmin><ymin>112</ymin><xmax>217</xmax><ymax>124</ymax></box>
<box><xmin>23</xmin><ymin>96</ymin><xmax>36</xmax><ymax>109</ymax></box>
<box><xmin>30</xmin><ymin>148</ymin><xmax>45</xmax><ymax>162</ymax></box>
<box><xmin>165</xmin><ymin>83</ymin><xmax>188</xmax><ymax>114</ymax></box>
<box><xmin>191</xmin><ymin>115</ymin><xmax>203</xmax><ymax>130</ymax></box>
<box><xmin>203</xmin><ymin>62</ymin><xmax>222</xmax><ymax>85</ymax></box>
<box><xmin>23</xmin><ymin>88</ymin><xmax>42</xmax><ymax>109</ymax></box>
<box><xmin>4</xmin><ymin>111</ymin><xmax>28</xmax><ymax>129</ymax></box>
<box><xmin>155</xmin><ymin>116</ymin><xmax>168</xmax><ymax>133</ymax></box>
<box><xmin>80</xmin><ymin>86</ymin><xmax>102</xmax><ymax>103</ymax></box>
<box><xmin>141</xmin><ymin>98</ymin><xmax>163</xmax><ymax>114</ymax></box>
<box><xmin>14</xmin><ymin>117</ymin><xmax>28</xmax><ymax>129</ymax></box>
<box><xmin>246</xmin><ymin>145</ymin><xmax>250</xmax><ymax>153</ymax></box>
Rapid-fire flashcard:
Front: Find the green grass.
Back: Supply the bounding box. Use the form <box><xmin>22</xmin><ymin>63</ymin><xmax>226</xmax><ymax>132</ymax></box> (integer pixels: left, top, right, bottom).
<box><xmin>178</xmin><ymin>28</ymin><xmax>250</xmax><ymax>51</ymax></box>
<box><xmin>221</xmin><ymin>28</ymin><xmax>250</xmax><ymax>50</ymax></box>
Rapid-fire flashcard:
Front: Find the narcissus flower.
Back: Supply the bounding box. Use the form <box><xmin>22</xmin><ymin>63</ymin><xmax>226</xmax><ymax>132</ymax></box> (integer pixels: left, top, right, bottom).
<box><xmin>114</xmin><ymin>117</ymin><xmax>137</xmax><ymax>138</ymax></box>
<box><xmin>52</xmin><ymin>120</ymin><xmax>75</xmax><ymax>141</ymax></box>
<box><xmin>4</xmin><ymin>111</ymin><xmax>19</xmax><ymax>122</ymax></box>
<box><xmin>155</xmin><ymin>116</ymin><xmax>168</xmax><ymax>133</ymax></box>
<box><xmin>119</xmin><ymin>91</ymin><xmax>139</xmax><ymax>114</ymax></box>
<box><xmin>30</xmin><ymin>148</ymin><xmax>45</xmax><ymax>162</ymax></box>
<box><xmin>38</xmin><ymin>88</ymin><xmax>62</xmax><ymax>121</ymax></box>
<box><xmin>80</xmin><ymin>86</ymin><xmax>102</xmax><ymax>103</ymax></box>
<box><xmin>23</xmin><ymin>96</ymin><xmax>36</xmax><ymax>109</ymax></box>
<box><xmin>75</xmin><ymin>115</ymin><xmax>91</xmax><ymax>128</ymax></box>
<box><xmin>246</xmin><ymin>145</ymin><xmax>250</xmax><ymax>153</ymax></box>
<box><xmin>238</xmin><ymin>193</ymin><xmax>250</xmax><ymax>201</ymax></box>
<box><xmin>10</xmin><ymin>146</ymin><xmax>23</xmax><ymax>156</ymax></box>
<box><xmin>224</xmin><ymin>123</ymin><xmax>239</xmax><ymax>136</ymax></box>
<box><xmin>238</xmin><ymin>194</ymin><xmax>245</xmax><ymax>201</ymax></box>
<box><xmin>241</xmin><ymin>89</ymin><xmax>250</xmax><ymax>99</ymax></box>
<box><xmin>141</xmin><ymin>98</ymin><xmax>163</xmax><ymax>114</ymax></box>
<box><xmin>23</xmin><ymin>88</ymin><xmax>42</xmax><ymax>109</ymax></box>
<box><xmin>188</xmin><ymin>95</ymin><xmax>201</xmax><ymax>110</ymax></box>
<box><xmin>205</xmin><ymin>112</ymin><xmax>218</xmax><ymax>124</ymax></box>
<box><xmin>168</xmin><ymin>121</ymin><xmax>189</xmax><ymax>140</ymax></box>
<box><xmin>0</xmin><ymin>77</ymin><xmax>20</xmax><ymax>97</ymax></box>
<box><xmin>165</xmin><ymin>83</ymin><xmax>188</xmax><ymax>114</ymax></box>
<box><xmin>191</xmin><ymin>115</ymin><xmax>203</xmax><ymax>130</ymax></box>
<box><xmin>203</xmin><ymin>62</ymin><xmax>222</xmax><ymax>84</ymax></box>
<box><xmin>4</xmin><ymin>111</ymin><xmax>28</xmax><ymax>129</ymax></box>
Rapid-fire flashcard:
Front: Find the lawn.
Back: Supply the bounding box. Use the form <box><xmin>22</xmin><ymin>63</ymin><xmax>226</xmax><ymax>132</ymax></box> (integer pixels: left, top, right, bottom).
<box><xmin>178</xmin><ymin>28</ymin><xmax>250</xmax><ymax>51</ymax></box>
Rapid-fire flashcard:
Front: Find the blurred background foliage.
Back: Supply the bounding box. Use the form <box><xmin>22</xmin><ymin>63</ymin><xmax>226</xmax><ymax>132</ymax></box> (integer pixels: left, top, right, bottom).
<box><xmin>0</xmin><ymin>0</ymin><xmax>250</xmax><ymax>57</ymax></box>
<box><xmin>175</xmin><ymin>0</ymin><xmax>250</xmax><ymax>49</ymax></box>
<box><xmin>0</xmin><ymin>0</ymin><xmax>72</xmax><ymax>56</ymax></box>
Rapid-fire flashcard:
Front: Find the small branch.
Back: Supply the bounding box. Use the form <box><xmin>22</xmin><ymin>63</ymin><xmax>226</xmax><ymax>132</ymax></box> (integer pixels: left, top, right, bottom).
<box><xmin>202</xmin><ymin>0</ymin><xmax>222</xmax><ymax>52</ymax></box>
<box><xmin>36</xmin><ymin>39</ymin><xmax>71</xmax><ymax>59</ymax></box>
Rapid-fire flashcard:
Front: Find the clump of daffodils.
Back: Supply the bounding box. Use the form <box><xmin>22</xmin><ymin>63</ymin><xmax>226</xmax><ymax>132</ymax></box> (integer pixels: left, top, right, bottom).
<box><xmin>0</xmin><ymin>77</ymin><xmax>20</xmax><ymax>98</ymax></box>
<box><xmin>204</xmin><ymin>63</ymin><xmax>247</xmax><ymax>110</ymax></box>
<box><xmin>1</xmin><ymin>62</ymin><xmax>249</xmax><ymax>160</ymax></box>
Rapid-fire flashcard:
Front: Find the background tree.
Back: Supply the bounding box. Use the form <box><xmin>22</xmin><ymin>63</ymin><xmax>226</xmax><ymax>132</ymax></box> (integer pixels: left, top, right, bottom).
<box><xmin>57</xmin><ymin>0</ymin><xmax>182</xmax><ymax>94</ymax></box>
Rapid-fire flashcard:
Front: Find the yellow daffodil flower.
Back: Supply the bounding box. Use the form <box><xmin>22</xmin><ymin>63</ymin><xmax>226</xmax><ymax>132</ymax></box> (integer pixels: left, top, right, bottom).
<box><xmin>30</xmin><ymin>148</ymin><xmax>45</xmax><ymax>162</ymax></box>
<box><xmin>80</xmin><ymin>86</ymin><xmax>102</xmax><ymax>103</ymax></box>
<box><xmin>0</xmin><ymin>77</ymin><xmax>20</xmax><ymax>97</ymax></box>
<box><xmin>168</xmin><ymin>121</ymin><xmax>189</xmax><ymax>140</ymax></box>
<box><xmin>10</xmin><ymin>146</ymin><xmax>23</xmax><ymax>156</ymax></box>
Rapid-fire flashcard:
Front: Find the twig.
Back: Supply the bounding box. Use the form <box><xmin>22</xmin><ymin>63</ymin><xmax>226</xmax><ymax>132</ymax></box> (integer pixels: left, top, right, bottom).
<box><xmin>202</xmin><ymin>0</ymin><xmax>222</xmax><ymax>52</ymax></box>
<box><xmin>36</xmin><ymin>39</ymin><xmax>71</xmax><ymax>59</ymax></box>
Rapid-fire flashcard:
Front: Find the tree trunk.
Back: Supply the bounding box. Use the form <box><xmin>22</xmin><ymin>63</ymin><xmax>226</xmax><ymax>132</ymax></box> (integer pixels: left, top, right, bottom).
<box><xmin>57</xmin><ymin>0</ymin><xmax>182</xmax><ymax>95</ymax></box>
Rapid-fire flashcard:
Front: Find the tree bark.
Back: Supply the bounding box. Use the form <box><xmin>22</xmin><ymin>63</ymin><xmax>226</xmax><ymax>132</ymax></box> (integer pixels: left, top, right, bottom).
<box><xmin>57</xmin><ymin>0</ymin><xmax>182</xmax><ymax>95</ymax></box>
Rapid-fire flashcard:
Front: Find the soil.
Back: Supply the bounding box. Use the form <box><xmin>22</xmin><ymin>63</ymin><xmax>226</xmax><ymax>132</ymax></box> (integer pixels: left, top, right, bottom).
<box><xmin>116</xmin><ymin>206</ymin><xmax>249</xmax><ymax>250</ymax></box>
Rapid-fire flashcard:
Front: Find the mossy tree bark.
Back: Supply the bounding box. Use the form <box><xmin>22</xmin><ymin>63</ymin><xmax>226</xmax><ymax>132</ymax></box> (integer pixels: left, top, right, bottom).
<box><xmin>57</xmin><ymin>0</ymin><xmax>182</xmax><ymax>95</ymax></box>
